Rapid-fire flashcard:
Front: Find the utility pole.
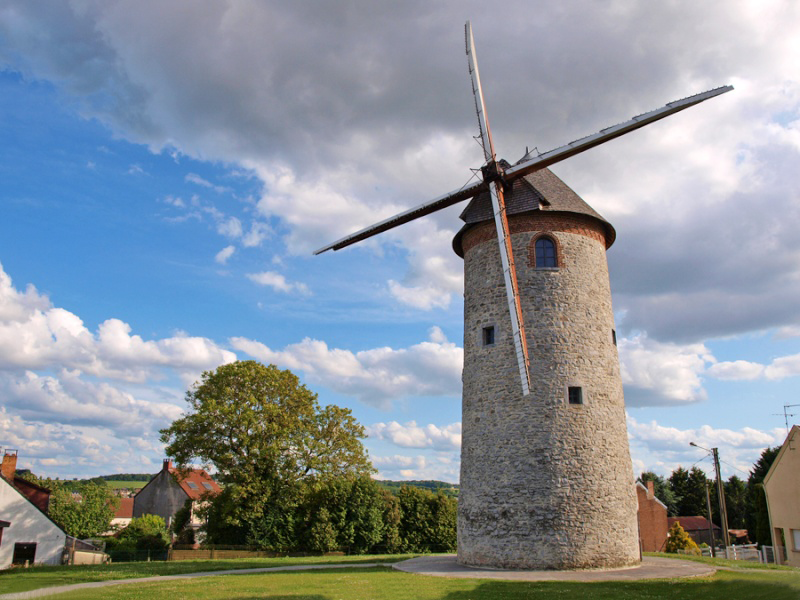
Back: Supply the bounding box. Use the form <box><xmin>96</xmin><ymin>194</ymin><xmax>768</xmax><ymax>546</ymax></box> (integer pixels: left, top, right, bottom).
<box><xmin>704</xmin><ymin>481</ymin><xmax>716</xmax><ymax>556</ymax></box>
<box><xmin>712</xmin><ymin>448</ymin><xmax>731</xmax><ymax>548</ymax></box>
<box><xmin>690</xmin><ymin>442</ymin><xmax>731</xmax><ymax>548</ymax></box>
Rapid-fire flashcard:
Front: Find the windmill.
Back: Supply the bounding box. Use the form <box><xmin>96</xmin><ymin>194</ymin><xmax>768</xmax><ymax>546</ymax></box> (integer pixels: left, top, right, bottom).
<box><xmin>317</xmin><ymin>22</ymin><xmax>731</xmax><ymax>398</ymax></box>
<box><xmin>316</xmin><ymin>22</ymin><xmax>732</xmax><ymax>569</ymax></box>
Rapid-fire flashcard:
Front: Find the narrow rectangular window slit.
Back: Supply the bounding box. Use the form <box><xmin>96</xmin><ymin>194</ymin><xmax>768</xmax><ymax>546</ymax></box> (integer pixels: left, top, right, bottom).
<box><xmin>568</xmin><ymin>386</ymin><xmax>583</xmax><ymax>405</ymax></box>
<box><xmin>612</xmin><ymin>329</ymin><xmax>617</xmax><ymax>346</ymax></box>
<box><xmin>482</xmin><ymin>326</ymin><xmax>495</xmax><ymax>346</ymax></box>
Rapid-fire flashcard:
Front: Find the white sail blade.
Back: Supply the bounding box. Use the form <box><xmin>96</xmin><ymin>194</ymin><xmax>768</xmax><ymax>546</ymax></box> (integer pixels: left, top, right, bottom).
<box><xmin>488</xmin><ymin>180</ymin><xmax>532</xmax><ymax>396</ymax></box>
<box><xmin>313</xmin><ymin>180</ymin><xmax>485</xmax><ymax>255</ymax></box>
<box><xmin>505</xmin><ymin>86</ymin><xmax>733</xmax><ymax>181</ymax></box>
<box><xmin>467</xmin><ymin>21</ymin><xmax>531</xmax><ymax>396</ymax></box>
<box><xmin>466</xmin><ymin>21</ymin><xmax>496</xmax><ymax>163</ymax></box>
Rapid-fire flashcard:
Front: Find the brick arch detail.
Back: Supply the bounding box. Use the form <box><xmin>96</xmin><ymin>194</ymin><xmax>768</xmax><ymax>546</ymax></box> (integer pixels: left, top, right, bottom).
<box><xmin>529</xmin><ymin>232</ymin><xmax>563</xmax><ymax>269</ymax></box>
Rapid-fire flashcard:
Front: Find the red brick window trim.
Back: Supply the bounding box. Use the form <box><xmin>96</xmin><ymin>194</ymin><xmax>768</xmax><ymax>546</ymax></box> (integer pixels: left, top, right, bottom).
<box><xmin>529</xmin><ymin>233</ymin><xmax>562</xmax><ymax>269</ymax></box>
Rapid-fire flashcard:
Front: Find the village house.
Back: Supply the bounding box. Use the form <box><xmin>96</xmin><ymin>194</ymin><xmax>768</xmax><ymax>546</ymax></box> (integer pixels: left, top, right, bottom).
<box><xmin>109</xmin><ymin>497</ymin><xmax>134</xmax><ymax>532</ymax></box>
<box><xmin>133</xmin><ymin>460</ymin><xmax>221</xmax><ymax>533</ymax></box>
<box><xmin>764</xmin><ymin>424</ymin><xmax>800</xmax><ymax>567</ymax></box>
<box><xmin>636</xmin><ymin>481</ymin><xmax>668</xmax><ymax>552</ymax></box>
<box><xmin>0</xmin><ymin>450</ymin><xmax>66</xmax><ymax>568</ymax></box>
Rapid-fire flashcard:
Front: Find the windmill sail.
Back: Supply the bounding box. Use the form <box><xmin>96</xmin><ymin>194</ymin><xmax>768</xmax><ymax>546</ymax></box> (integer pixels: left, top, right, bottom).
<box><xmin>313</xmin><ymin>180</ymin><xmax>486</xmax><ymax>255</ymax></box>
<box><xmin>505</xmin><ymin>86</ymin><xmax>733</xmax><ymax>181</ymax></box>
<box><xmin>315</xmin><ymin>86</ymin><xmax>732</xmax><ymax>256</ymax></box>
<box><xmin>313</xmin><ymin>21</ymin><xmax>731</xmax><ymax>397</ymax></box>
<box><xmin>466</xmin><ymin>20</ymin><xmax>532</xmax><ymax>396</ymax></box>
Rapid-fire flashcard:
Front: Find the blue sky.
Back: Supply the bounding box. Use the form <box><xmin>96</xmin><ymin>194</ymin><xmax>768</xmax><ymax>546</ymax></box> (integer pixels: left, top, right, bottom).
<box><xmin>0</xmin><ymin>1</ymin><xmax>798</xmax><ymax>482</ymax></box>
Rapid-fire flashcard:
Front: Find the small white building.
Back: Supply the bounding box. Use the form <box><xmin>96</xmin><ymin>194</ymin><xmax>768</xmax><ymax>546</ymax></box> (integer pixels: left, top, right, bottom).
<box><xmin>0</xmin><ymin>474</ymin><xmax>66</xmax><ymax>568</ymax></box>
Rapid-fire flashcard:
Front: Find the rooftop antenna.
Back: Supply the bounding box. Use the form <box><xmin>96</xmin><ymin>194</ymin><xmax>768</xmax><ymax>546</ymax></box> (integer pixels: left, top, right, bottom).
<box><xmin>774</xmin><ymin>403</ymin><xmax>800</xmax><ymax>435</ymax></box>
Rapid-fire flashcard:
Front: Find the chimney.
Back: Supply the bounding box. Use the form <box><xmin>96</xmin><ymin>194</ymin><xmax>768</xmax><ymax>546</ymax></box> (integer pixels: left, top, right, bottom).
<box><xmin>1</xmin><ymin>449</ymin><xmax>18</xmax><ymax>481</ymax></box>
<box><xmin>647</xmin><ymin>480</ymin><xmax>655</xmax><ymax>500</ymax></box>
<box><xmin>163</xmin><ymin>459</ymin><xmax>173</xmax><ymax>472</ymax></box>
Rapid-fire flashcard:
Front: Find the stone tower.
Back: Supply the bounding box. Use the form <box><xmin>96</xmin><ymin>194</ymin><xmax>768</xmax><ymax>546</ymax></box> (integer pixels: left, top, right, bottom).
<box><xmin>453</xmin><ymin>167</ymin><xmax>639</xmax><ymax>570</ymax></box>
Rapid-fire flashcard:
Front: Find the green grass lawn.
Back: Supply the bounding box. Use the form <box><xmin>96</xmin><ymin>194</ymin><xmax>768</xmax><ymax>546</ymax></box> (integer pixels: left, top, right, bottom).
<box><xmin>49</xmin><ymin>566</ymin><xmax>800</xmax><ymax>600</ymax></box>
<box><xmin>104</xmin><ymin>480</ymin><xmax>147</xmax><ymax>490</ymax></box>
<box><xmin>646</xmin><ymin>551</ymin><xmax>797</xmax><ymax>571</ymax></box>
<box><xmin>0</xmin><ymin>555</ymin><xmax>414</xmax><ymax>595</ymax></box>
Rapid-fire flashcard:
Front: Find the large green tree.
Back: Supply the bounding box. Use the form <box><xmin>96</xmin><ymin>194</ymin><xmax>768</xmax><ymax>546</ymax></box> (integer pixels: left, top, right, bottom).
<box><xmin>160</xmin><ymin>361</ymin><xmax>374</xmax><ymax>549</ymax></box>
<box><xmin>45</xmin><ymin>481</ymin><xmax>117</xmax><ymax>539</ymax></box>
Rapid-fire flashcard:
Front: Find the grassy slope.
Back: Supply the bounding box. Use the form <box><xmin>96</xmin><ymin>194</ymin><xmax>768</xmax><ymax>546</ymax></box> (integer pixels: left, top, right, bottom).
<box><xmin>0</xmin><ymin>555</ymin><xmax>414</xmax><ymax>594</ymax></box>
<box><xmin>52</xmin><ymin>567</ymin><xmax>800</xmax><ymax>600</ymax></box>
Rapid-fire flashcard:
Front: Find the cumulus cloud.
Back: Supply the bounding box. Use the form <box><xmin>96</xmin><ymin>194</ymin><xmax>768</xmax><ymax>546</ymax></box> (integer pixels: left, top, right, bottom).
<box><xmin>627</xmin><ymin>414</ymin><xmax>785</xmax><ymax>478</ymax></box>
<box><xmin>246</xmin><ymin>271</ymin><xmax>310</xmax><ymax>295</ymax></box>
<box><xmin>231</xmin><ymin>326</ymin><xmax>462</xmax><ymax>407</ymax></box>
<box><xmin>367</xmin><ymin>421</ymin><xmax>461</xmax><ymax>451</ymax></box>
<box><xmin>4</xmin><ymin>1</ymin><xmax>800</xmax><ymax>339</ymax></box>
<box><xmin>0</xmin><ymin>262</ymin><xmax>236</xmax><ymax>381</ymax></box>
<box><xmin>0</xmin><ymin>369</ymin><xmax>182</xmax><ymax>433</ymax></box>
<box><xmin>619</xmin><ymin>335</ymin><xmax>713</xmax><ymax>406</ymax></box>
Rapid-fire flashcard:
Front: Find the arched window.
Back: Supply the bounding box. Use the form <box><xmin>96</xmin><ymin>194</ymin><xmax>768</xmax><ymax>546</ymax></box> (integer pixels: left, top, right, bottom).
<box><xmin>535</xmin><ymin>236</ymin><xmax>557</xmax><ymax>268</ymax></box>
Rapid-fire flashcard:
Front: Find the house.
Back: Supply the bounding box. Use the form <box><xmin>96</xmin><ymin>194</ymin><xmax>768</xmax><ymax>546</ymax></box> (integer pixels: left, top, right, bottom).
<box><xmin>764</xmin><ymin>425</ymin><xmax>800</xmax><ymax>567</ymax></box>
<box><xmin>108</xmin><ymin>497</ymin><xmax>134</xmax><ymax>532</ymax></box>
<box><xmin>0</xmin><ymin>451</ymin><xmax>66</xmax><ymax>568</ymax></box>
<box><xmin>1</xmin><ymin>450</ymin><xmax>51</xmax><ymax>512</ymax></box>
<box><xmin>668</xmin><ymin>516</ymin><xmax>721</xmax><ymax>547</ymax></box>
<box><xmin>636</xmin><ymin>481</ymin><xmax>668</xmax><ymax>552</ymax></box>
<box><xmin>133</xmin><ymin>460</ymin><xmax>221</xmax><ymax>532</ymax></box>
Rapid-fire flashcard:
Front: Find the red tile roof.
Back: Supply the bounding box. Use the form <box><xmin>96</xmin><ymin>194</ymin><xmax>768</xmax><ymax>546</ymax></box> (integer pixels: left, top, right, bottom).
<box><xmin>669</xmin><ymin>516</ymin><xmax>721</xmax><ymax>532</ymax></box>
<box><xmin>168</xmin><ymin>465</ymin><xmax>221</xmax><ymax>500</ymax></box>
<box><xmin>115</xmin><ymin>497</ymin><xmax>134</xmax><ymax>518</ymax></box>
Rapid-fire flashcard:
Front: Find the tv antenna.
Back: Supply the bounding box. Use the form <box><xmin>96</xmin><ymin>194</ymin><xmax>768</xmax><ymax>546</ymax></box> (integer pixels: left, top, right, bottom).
<box><xmin>774</xmin><ymin>403</ymin><xmax>800</xmax><ymax>434</ymax></box>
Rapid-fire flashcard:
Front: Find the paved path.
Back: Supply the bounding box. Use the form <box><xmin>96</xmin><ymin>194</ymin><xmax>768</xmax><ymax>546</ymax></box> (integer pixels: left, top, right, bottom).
<box><xmin>0</xmin><ymin>563</ymin><xmax>389</xmax><ymax>599</ymax></box>
<box><xmin>393</xmin><ymin>555</ymin><xmax>716</xmax><ymax>581</ymax></box>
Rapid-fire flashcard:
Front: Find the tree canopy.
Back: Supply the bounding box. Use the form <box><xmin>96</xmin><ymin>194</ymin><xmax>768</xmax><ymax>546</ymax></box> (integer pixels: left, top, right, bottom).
<box><xmin>160</xmin><ymin>361</ymin><xmax>373</xmax><ymax>487</ymax></box>
<box><xmin>160</xmin><ymin>361</ymin><xmax>374</xmax><ymax>549</ymax></box>
<box><xmin>46</xmin><ymin>481</ymin><xmax>117</xmax><ymax>539</ymax></box>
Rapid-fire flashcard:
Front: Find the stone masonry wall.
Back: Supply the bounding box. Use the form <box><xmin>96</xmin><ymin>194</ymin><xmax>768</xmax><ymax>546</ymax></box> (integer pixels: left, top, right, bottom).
<box><xmin>457</xmin><ymin>212</ymin><xmax>640</xmax><ymax>569</ymax></box>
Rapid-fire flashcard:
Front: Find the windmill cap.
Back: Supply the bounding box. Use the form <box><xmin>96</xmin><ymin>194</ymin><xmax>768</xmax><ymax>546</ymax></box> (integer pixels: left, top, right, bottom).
<box><xmin>452</xmin><ymin>167</ymin><xmax>616</xmax><ymax>257</ymax></box>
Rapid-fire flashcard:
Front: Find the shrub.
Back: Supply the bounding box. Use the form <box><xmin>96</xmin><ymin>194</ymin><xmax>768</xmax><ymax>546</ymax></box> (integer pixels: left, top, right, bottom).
<box><xmin>665</xmin><ymin>521</ymin><xmax>700</xmax><ymax>554</ymax></box>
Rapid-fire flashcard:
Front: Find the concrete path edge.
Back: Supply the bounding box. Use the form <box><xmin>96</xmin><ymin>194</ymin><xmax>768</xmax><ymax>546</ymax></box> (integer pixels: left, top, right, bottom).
<box><xmin>392</xmin><ymin>555</ymin><xmax>716</xmax><ymax>582</ymax></box>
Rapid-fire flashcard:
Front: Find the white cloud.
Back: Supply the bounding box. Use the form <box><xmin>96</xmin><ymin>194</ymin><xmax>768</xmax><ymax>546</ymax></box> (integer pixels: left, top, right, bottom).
<box><xmin>706</xmin><ymin>360</ymin><xmax>765</xmax><ymax>381</ymax></box>
<box><xmin>231</xmin><ymin>327</ymin><xmax>462</xmax><ymax>407</ymax></box>
<box><xmin>245</xmin><ymin>271</ymin><xmax>310</xmax><ymax>295</ymax></box>
<box><xmin>367</xmin><ymin>420</ymin><xmax>461</xmax><ymax>451</ymax></box>
<box><xmin>619</xmin><ymin>335</ymin><xmax>713</xmax><ymax>406</ymax></box>
<box><xmin>215</xmin><ymin>245</ymin><xmax>236</xmax><ymax>265</ymax></box>
<box><xmin>626</xmin><ymin>414</ymin><xmax>786</xmax><ymax>479</ymax></box>
<box><xmin>185</xmin><ymin>172</ymin><xmax>229</xmax><ymax>194</ymax></box>
<box><xmin>0</xmin><ymin>262</ymin><xmax>236</xmax><ymax>382</ymax></box>
<box><xmin>216</xmin><ymin>216</ymin><xmax>243</xmax><ymax>239</ymax></box>
<box><xmin>242</xmin><ymin>221</ymin><xmax>271</xmax><ymax>248</ymax></box>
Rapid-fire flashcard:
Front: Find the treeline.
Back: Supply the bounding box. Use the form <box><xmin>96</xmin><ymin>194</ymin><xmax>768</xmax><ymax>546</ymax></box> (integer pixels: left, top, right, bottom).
<box><xmin>378</xmin><ymin>480</ymin><xmax>459</xmax><ymax>498</ymax></box>
<box><xmin>639</xmin><ymin>446</ymin><xmax>779</xmax><ymax>546</ymax></box>
<box><xmin>99</xmin><ymin>473</ymin><xmax>153</xmax><ymax>482</ymax></box>
<box><xmin>198</xmin><ymin>476</ymin><xmax>457</xmax><ymax>554</ymax></box>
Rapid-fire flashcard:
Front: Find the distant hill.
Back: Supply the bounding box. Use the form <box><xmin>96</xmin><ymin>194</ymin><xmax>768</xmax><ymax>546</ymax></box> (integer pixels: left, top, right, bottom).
<box><xmin>377</xmin><ymin>479</ymin><xmax>459</xmax><ymax>497</ymax></box>
<box><xmin>98</xmin><ymin>473</ymin><xmax>154</xmax><ymax>482</ymax></box>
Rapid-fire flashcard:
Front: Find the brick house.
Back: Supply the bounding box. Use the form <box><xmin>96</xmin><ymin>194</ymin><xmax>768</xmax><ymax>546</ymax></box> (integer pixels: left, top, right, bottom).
<box><xmin>133</xmin><ymin>460</ymin><xmax>221</xmax><ymax>533</ymax></box>
<box><xmin>636</xmin><ymin>481</ymin><xmax>668</xmax><ymax>552</ymax></box>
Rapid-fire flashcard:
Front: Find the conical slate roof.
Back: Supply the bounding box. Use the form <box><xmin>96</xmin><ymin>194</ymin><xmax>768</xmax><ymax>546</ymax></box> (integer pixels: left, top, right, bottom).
<box><xmin>453</xmin><ymin>166</ymin><xmax>615</xmax><ymax>256</ymax></box>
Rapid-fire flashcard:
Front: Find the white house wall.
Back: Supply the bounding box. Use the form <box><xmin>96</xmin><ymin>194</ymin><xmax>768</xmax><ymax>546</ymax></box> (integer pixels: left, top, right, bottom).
<box><xmin>0</xmin><ymin>478</ymin><xmax>66</xmax><ymax>568</ymax></box>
